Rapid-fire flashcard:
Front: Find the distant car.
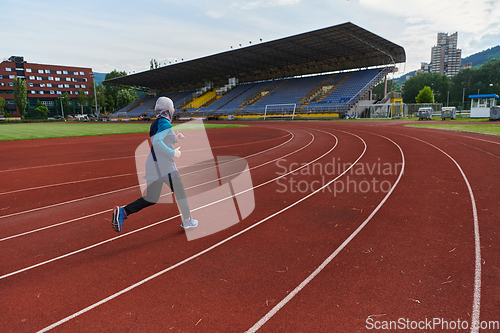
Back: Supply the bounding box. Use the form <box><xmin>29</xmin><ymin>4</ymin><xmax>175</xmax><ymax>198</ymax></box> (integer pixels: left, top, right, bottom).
<box><xmin>75</xmin><ymin>114</ymin><xmax>89</xmax><ymax>121</ymax></box>
<box><xmin>417</xmin><ymin>107</ymin><xmax>433</xmax><ymax>120</ymax></box>
<box><xmin>67</xmin><ymin>115</ymin><xmax>73</xmax><ymax>119</ymax></box>
<box><xmin>53</xmin><ymin>115</ymin><xmax>63</xmax><ymax>119</ymax></box>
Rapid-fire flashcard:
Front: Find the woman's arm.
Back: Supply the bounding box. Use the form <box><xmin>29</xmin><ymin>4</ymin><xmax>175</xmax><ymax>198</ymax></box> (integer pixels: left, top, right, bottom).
<box><xmin>152</xmin><ymin>120</ymin><xmax>176</xmax><ymax>157</ymax></box>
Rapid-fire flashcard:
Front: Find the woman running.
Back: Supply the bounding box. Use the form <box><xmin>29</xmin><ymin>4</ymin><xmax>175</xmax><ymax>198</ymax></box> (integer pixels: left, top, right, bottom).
<box><xmin>111</xmin><ymin>96</ymin><xmax>198</xmax><ymax>232</ymax></box>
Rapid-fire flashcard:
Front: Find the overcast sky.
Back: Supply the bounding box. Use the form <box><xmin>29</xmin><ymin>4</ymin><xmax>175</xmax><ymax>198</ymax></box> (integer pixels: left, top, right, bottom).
<box><xmin>2</xmin><ymin>0</ymin><xmax>499</xmax><ymax>78</ymax></box>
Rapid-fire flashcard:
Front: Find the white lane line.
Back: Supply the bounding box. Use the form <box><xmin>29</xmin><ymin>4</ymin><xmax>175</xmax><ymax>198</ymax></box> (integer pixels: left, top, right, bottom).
<box><xmin>0</xmin><ymin>132</ymin><xmax>292</xmax><ymax>173</ymax></box>
<box><xmin>0</xmin><ymin>130</ymin><xmax>324</xmax><ymax>277</ymax></box>
<box><xmin>462</xmin><ymin>135</ymin><xmax>500</xmax><ymax>145</ymax></box>
<box><xmin>408</xmin><ymin>126</ymin><xmax>500</xmax><ymax>145</ymax></box>
<box><xmin>246</xmin><ymin>131</ymin><xmax>405</xmax><ymax>333</ymax></box>
<box><xmin>0</xmin><ymin>210</ymin><xmax>109</xmax><ymax>242</ymax></box>
<box><xmin>171</xmin><ymin>129</ymin><xmax>295</xmax><ymax>178</ymax></box>
<box><xmin>36</xmin><ymin>130</ymin><xmax>357</xmax><ymax>333</ymax></box>
<box><xmin>0</xmin><ymin>185</ymin><xmax>138</xmax><ymax>220</ymax></box>
<box><xmin>0</xmin><ymin>155</ymin><xmax>138</xmax><ymax>174</ymax></box>
<box><xmin>405</xmin><ymin>135</ymin><xmax>481</xmax><ymax>333</ymax></box>
<box><xmin>455</xmin><ymin>141</ymin><xmax>500</xmax><ymax>159</ymax></box>
<box><xmin>0</xmin><ymin>131</ymin><xmax>309</xmax><ymax>242</ymax></box>
<box><xmin>0</xmin><ymin>130</ymin><xmax>293</xmax><ymax>194</ymax></box>
<box><xmin>0</xmin><ymin>173</ymin><xmax>138</xmax><ymax>196</ymax></box>
<box><xmin>0</xmin><ymin>129</ymin><xmax>294</xmax><ymax>218</ymax></box>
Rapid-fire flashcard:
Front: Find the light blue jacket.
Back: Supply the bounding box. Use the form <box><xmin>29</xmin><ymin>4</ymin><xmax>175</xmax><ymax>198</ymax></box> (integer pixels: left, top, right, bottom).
<box><xmin>144</xmin><ymin>117</ymin><xmax>178</xmax><ymax>180</ymax></box>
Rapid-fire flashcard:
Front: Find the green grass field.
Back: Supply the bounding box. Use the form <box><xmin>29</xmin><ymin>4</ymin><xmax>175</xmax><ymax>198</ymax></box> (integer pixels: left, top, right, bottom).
<box><xmin>0</xmin><ymin>122</ymin><xmax>249</xmax><ymax>141</ymax></box>
<box><xmin>406</xmin><ymin>123</ymin><xmax>500</xmax><ymax>136</ymax></box>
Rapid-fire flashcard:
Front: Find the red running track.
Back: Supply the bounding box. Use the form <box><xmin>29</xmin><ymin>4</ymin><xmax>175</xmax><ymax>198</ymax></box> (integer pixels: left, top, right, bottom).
<box><xmin>0</xmin><ymin>121</ymin><xmax>499</xmax><ymax>332</ymax></box>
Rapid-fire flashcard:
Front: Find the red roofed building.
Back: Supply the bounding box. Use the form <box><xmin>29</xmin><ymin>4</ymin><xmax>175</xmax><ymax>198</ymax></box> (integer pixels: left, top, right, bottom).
<box><xmin>0</xmin><ymin>56</ymin><xmax>94</xmax><ymax>117</ymax></box>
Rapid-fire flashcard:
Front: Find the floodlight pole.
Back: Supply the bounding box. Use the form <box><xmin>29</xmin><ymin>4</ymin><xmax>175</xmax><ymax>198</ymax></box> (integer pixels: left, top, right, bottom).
<box><xmin>60</xmin><ymin>97</ymin><xmax>65</xmax><ymax>120</ymax></box>
<box><xmin>90</xmin><ymin>72</ymin><xmax>98</xmax><ymax>120</ymax></box>
<box><xmin>462</xmin><ymin>88</ymin><xmax>465</xmax><ymax>110</ymax></box>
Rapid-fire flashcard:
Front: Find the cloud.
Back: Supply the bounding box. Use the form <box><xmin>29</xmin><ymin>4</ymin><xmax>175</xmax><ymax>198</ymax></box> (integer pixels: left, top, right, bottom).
<box><xmin>359</xmin><ymin>0</ymin><xmax>500</xmax><ymax>73</ymax></box>
<box><xmin>5</xmin><ymin>0</ymin><xmax>498</xmax><ymax>76</ymax></box>
<box><xmin>231</xmin><ymin>0</ymin><xmax>301</xmax><ymax>10</ymax></box>
<box><xmin>206</xmin><ymin>10</ymin><xmax>224</xmax><ymax>19</ymax></box>
<box><xmin>405</xmin><ymin>17</ymin><xmax>424</xmax><ymax>24</ymax></box>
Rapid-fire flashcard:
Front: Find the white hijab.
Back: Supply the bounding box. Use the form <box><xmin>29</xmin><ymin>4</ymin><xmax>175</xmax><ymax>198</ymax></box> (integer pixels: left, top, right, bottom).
<box><xmin>154</xmin><ymin>97</ymin><xmax>174</xmax><ymax>121</ymax></box>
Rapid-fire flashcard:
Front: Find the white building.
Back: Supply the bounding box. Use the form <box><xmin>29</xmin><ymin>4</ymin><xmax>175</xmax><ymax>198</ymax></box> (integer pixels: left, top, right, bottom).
<box><xmin>430</xmin><ymin>32</ymin><xmax>462</xmax><ymax>78</ymax></box>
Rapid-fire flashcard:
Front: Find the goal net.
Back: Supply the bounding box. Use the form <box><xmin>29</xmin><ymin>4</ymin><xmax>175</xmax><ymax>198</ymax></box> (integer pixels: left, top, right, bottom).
<box><xmin>264</xmin><ymin>103</ymin><xmax>297</xmax><ymax>120</ymax></box>
<box><xmin>369</xmin><ymin>103</ymin><xmax>408</xmax><ymax>119</ymax></box>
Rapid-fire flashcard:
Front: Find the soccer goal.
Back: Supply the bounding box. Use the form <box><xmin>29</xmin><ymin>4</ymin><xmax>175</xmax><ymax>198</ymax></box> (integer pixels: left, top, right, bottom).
<box><xmin>369</xmin><ymin>103</ymin><xmax>408</xmax><ymax>119</ymax></box>
<box><xmin>264</xmin><ymin>103</ymin><xmax>297</xmax><ymax>120</ymax></box>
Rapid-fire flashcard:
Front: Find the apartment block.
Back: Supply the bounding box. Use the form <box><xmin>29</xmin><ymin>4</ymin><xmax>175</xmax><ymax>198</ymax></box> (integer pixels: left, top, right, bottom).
<box><xmin>0</xmin><ymin>56</ymin><xmax>94</xmax><ymax>117</ymax></box>
<box><xmin>430</xmin><ymin>32</ymin><xmax>462</xmax><ymax>78</ymax></box>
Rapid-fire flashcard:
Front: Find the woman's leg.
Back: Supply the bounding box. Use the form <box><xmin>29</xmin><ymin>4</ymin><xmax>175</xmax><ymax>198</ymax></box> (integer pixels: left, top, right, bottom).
<box><xmin>124</xmin><ymin>180</ymin><xmax>163</xmax><ymax>215</ymax></box>
<box><xmin>166</xmin><ymin>171</ymin><xmax>191</xmax><ymax>220</ymax></box>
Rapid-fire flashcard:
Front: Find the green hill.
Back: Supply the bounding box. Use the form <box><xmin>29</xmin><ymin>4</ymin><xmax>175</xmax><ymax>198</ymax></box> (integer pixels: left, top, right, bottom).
<box><xmin>93</xmin><ymin>72</ymin><xmax>107</xmax><ymax>85</ymax></box>
<box><xmin>462</xmin><ymin>45</ymin><xmax>500</xmax><ymax>67</ymax></box>
<box><xmin>394</xmin><ymin>45</ymin><xmax>500</xmax><ymax>85</ymax></box>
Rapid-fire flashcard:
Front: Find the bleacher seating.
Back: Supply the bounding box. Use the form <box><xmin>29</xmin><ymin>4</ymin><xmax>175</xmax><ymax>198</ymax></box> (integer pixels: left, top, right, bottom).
<box><xmin>117</xmin><ymin>67</ymin><xmax>390</xmax><ymax>118</ymax></box>
<box><xmin>304</xmin><ymin>68</ymin><xmax>386</xmax><ymax>112</ymax></box>
<box><xmin>120</xmin><ymin>96</ymin><xmax>156</xmax><ymax>117</ymax></box>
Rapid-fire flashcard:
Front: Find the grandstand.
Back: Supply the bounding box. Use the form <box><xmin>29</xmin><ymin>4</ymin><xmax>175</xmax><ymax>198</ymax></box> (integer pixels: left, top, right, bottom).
<box><xmin>106</xmin><ymin>22</ymin><xmax>405</xmax><ymax>119</ymax></box>
<box><xmin>115</xmin><ymin>90</ymin><xmax>195</xmax><ymax>118</ymax></box>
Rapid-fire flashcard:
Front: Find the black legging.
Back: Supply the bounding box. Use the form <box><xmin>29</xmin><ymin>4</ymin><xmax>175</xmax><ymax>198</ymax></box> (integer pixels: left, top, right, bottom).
<box><xmin>124</xmin><ymin>171</ymin><xmax>191</xmax><ymax>220</ymax></box>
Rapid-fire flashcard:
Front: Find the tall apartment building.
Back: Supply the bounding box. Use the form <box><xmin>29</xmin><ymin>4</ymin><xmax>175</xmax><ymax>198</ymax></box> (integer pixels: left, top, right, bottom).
<box><xmin>0</xmin><ymin>56</ymin><xmax>94</xmax><ymax>117</ymax></box>
<box><xmin>430</xmin><ymin>32</ymin><xmax>462</xmax><ymax>78</ymax></box>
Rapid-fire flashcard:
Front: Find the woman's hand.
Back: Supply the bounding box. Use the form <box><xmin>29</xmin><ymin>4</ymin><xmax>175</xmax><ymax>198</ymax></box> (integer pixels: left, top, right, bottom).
<box><xmin>176</xmin><ymin>132</ymin><xmax>185</xmax><ymax>140</ymax></box>
<box><xmin>174</xmin><ymin>147</ymin><xmax>182</xmax><ymax>158</ymax></box>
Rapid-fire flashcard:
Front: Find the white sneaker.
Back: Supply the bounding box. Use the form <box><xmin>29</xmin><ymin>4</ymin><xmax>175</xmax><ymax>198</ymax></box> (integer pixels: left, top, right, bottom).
<box><xmin>181</xmin><ymin>216</ymin><xmax>198</xmax><ymax>229</ymax></box>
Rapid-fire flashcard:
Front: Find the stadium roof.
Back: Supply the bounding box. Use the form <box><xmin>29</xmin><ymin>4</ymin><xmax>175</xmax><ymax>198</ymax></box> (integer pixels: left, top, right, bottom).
<box><xmin>106</xmin><ymin>22</ymin><xmax>405</xmax><ymax>92</ymax></box>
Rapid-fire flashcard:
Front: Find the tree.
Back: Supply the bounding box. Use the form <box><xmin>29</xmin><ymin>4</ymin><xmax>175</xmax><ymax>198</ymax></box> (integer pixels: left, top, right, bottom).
<box><xmin>372</xmin><ymin>79</ymin><xmax>396</xmax><ymax>99</ymax></box>
<box><xmin>150</xmin><ymin>59</ymin><xmax>160</xmax><ymax>69</ymax></box>
<box><xmin>34</xmin><ymin>101</ymin><xmax>49</xmax><ymax>118</ymax></box>
<box><xmin>96</xmin><ymin>84</ymin><xmax>107</xmax><ymax>112</ymax></box>
<box><xmin>13</xmin><ymin>77</ymin><xmax>27</xmax><ymax>118</ymax></box>
<box><xmin>77</xmin><ymin>89</ymin><xmax>88</xmax><ymax>114</ymax></box>
<box><xmin>102</xmin><ymin>69</ymin><xmax>127</xmax><ymax>112</ymax></box>
<box><xmin>116</xmin><ymin>89</ymin><xmax>138</xmax><ymax>110</ymax></box>
<box><xmin>60</xmin><ymin>92</ymin><xmax>72</xmax><ymax>115</ymax></box>
<box><xmin>402</xmin><ymin>73</ymin><xmax>449</xmax><ymax>104</ymax></box>
<box><xmin>106</xmin><ymin>94</ymin><xmax>116</xmax><ymax>112</ymax></box>
<box><xmin>415</xmin><ymin>86</ymin><xmax>434</xmax><ymax>104</ymax></box>
<box><xmin>89</xmin><ymin>82</ymin><xmax>108</xmax><ymax>113</ymax></box>
<box><xmin>0</xmin><ymin>97</ymin><xmax>6</xmax><ymax>116</ymax></box>
<box><xmin>449</xmin><ymin>58</ymin><xmax>500</xmax><ymax>109</ymax></box>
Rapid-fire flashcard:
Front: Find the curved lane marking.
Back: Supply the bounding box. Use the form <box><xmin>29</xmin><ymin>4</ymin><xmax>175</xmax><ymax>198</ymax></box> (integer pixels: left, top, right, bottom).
<box><xmin>0</xmin><ymin>131</ymin><xmax>292</xmax><ymax>173</ymax></box>
<box><xmin>0</xmin><ymin>129</ymin><xmax>295</xmax><ymax>219</ymax></box>
<box><xmin>34</xmin><ymin>129</ymin><xmax>349</xmax><ymax>332</ymax></box>
<box><xmin>0</xmin><ymin>129</ymin><xmax>323</xmax><ymax>278</ymax></box>
<box><xmin>404</xmin><ymin>135</ymin><xmax>481</xmax><ymax>333</ymax></box>
<box><xmin>246</xmin><ymin>130</ymin><xmax>405</xmax><ymax>332</ymax></box>
<box><xmin>0</xmin><ymin>130</ymin><xmax>304</xmax><ymax>241</ymax></box>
